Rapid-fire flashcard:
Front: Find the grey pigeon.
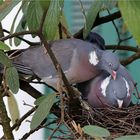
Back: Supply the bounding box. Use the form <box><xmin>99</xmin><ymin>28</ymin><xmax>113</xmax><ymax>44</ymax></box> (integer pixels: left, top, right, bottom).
<box><xmin>78</xmin><ymin>69</ymin><xmax>134</xmax><ymax>108</ymax></box>
<box><xmin>10</xmin><ymin>38</ymin><xmax>120</xmax><ymax>88</ymax></box>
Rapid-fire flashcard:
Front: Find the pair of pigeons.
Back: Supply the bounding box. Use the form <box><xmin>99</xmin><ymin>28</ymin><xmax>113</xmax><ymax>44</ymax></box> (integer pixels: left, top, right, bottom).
<box><xmin>8</xmin><ymin>33</ymin><xmax>134</xmax><ymax>108</ymax></box>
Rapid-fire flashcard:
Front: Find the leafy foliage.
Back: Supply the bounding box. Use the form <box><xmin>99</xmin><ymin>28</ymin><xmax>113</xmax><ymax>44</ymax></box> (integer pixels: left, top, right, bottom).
<box><xmin>7</xmin><ymin>91</ymin><xmax>20</xmax><ymax>126</ymax></box>
<box><xmin>114</xmin><ymin>135</ymin><xmax>140</xmax><ymax>140</ymax></box>
<box><xmin>5</xmin><ymin>66</ymin><xmax>19</xmax><ymax>94</ymax></box>
<box><xmin>44</xmin><ymin>0</ymin><xmax>63</xmax><ymax>40</ymax></box>
<box><xmin>31</xmin><ymin>93</ymin><xmax>56</xmax><ymax>130</ymax></box>
<box><xmin>119</xmin><ymin>1</ymin><xmax>140</xmax><ymax>45</ymax></box>
<box><xmin>0</xmin><ymin>0</ymin><xmax>21</xmax><ymax>21</ymax></box>
<box><xmin>83</xmin><ymin>1</ymin><xmax>103</xmax><ymax>39</ymax></box>
<box><xmin>82</xmin><ymin>125</ymin><xmax>110</xmax><ymax>138</ymax></box>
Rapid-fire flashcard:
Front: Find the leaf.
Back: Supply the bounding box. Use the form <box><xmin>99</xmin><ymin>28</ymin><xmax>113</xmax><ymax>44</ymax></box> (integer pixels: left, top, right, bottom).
<box><xmin>9</xmin><ymin>0</ymin><xmax>28</xmax><ymax>46</ymax></box>
<box><xmin>44</xmin><ymin>0</ymin><xmax>63</xmax><ymax>40</ymax></box>
<box><xmin>119</xmin><ymin>1</ymin><xmax>140</xmax><ymax>45</ymax></box>
<box><xmin>7</xmin><ymin>91</ymin><xmax>20</xmax><ymax>126</ymax></box>
<box><xmin>0</xmin><ymin>50</ymin><xmax>12</xmax><ymax>67</ymax></box>
<box><xmin>83</xmin><ymin>1</ymin><xmax>103</xmax><ymax>39</ymax></box>
<box><xmin>14</xmin><ymin>16</ymin><xmax>27</xmax><ymax>46</ymax></box>
<box><xmin>31</xmin><ymin>93</ymin><xmax>56</xmax><ymax>130</ymax></box>
<box><xmin>34</xmin><ymin>95</ymin><xmax>47</xmax><ymax>106</ymax></box>
<box><xmin>5</xmin><ymin>67</ymin><xmax>19</xmax><ymax>94</ymax></box>
<box><xmin>0</xmin><ymin>0</ymin><xmax>21</xmax><ymax>21</ymax></box>
<box><xmin>82</xmin><ymin>125</ymin><xmax>110</xmax><ymax>138</ymax></box>
<box><xmin>0</xmin><ymin>41</ymin><xmax>10</xmax><ymax>50</ymax></box>
<box><xmin>39</xmin><ymin>0</ymin><xmax>51</xmax><ymax>11</ymax></box>
<box><xmin>103</xmin><ymin>0</ymin><xmax>118</xmax><ymax>9</ymax></box>
<box><xmin>26</xmin><ymin>0</ymin><xmax>43</xmax><ymax>37</ymax></box>
<box><xmin>114</xmin><ymin>135</ymin><xmax>140</xmax><ymax>140</ymax></box>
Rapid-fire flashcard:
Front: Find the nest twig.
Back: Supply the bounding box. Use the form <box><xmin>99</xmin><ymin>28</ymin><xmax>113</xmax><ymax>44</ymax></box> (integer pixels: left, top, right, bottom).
<box><xmin>64</xmin><ymin>101</ymin><xmax>140</xmax><ymax>139</ymax></box>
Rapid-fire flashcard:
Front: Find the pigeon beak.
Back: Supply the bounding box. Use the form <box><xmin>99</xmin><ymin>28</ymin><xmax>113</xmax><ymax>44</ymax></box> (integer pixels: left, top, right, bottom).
<box><xmin>112</xmin><ymin>71</ymin><xmax>116</xmax><ymax>80</ymax></box>
<box><xmin>117</xmin><ymin>100</ymin><xmax>123</xmax><ymax>108</ymax></box>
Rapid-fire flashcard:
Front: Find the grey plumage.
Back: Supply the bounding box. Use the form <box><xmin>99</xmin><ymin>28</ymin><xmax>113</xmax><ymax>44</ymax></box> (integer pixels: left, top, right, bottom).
<box><xmin>11</xmin><ymin>38</ymin><xmax>120</xmax><ymax>88</ymax></box>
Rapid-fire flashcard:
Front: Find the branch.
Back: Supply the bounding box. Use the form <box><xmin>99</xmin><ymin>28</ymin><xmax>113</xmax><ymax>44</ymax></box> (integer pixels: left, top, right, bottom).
<box><xmin>106</xmin><ymin>45</ymin><xmax>139</xmax><ymax>52</ymax></box>
<box><xmin>0</xmin><ymin>89</ymin><xmax>14</xmax><ymax>139</ymax></box>
<box><xmin>19</xmin><ymin>80</ymin><xmax>43</xmax><ymax>99</ymax></box>
<box><xmin>121</xmin><ymin>52</ymin><xmax>140</xmax><ymax>66</ymax></box>
<box><xmin>0</xmin><ymin>30</ymin><xmax>38</xmax><ymax>42</ymax></box>
<box><xmin>38</xmin><ymin>11</ymin><xmax>77</xmax><ymax>99</ymax></box>
<box><xmin>3</xmin><ymin>29</ymin><xmax>40</xmax><ymax>46</ymax></box>
<box><xmin>74</xmin><ymin>11</ymin><xmax>121</xmax><ymax>39</ymax></box>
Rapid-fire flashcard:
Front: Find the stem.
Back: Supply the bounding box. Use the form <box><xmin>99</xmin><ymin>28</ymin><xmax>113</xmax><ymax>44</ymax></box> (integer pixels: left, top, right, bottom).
<box><xmin>0</xmin><ymin>89</ymin><xmax>14</xmax><ymax>140</ymax></box>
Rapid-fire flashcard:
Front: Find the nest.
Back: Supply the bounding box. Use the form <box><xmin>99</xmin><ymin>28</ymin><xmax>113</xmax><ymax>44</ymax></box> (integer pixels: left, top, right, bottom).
<box><xmin>64</xmin><ymin>99</ymin><xmax>140</xmax><ymax>139</ymax></box>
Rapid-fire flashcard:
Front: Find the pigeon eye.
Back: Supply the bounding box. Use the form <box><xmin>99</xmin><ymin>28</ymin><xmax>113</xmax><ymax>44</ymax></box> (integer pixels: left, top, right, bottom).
<box><xmin>109</xmin><ymin>63</ymin><xmax>113</xmax><ymax>67</ymax></box>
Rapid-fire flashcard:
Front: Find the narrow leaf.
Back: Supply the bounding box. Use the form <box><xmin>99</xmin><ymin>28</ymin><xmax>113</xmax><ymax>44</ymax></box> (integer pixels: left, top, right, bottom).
<box><xmin>14</xmin><ymin>16</ymin><xmax>27</xmax><ymax>46</ymax></box>
<box><xmin>0</xmin><ymin>41</ymin><xmax>10</xmax><ymax>50</ymax></box>
<box><xmin>114</xmin><ymin>135</ymin><xmax>140</xmax><ymax>140</ymax></box>
<box><xmin>26</xmin><ymin>0</ymin><xmax>43</xmax><ymax>37</ymax></box>
<box><xmin>0</xmin><ymin>50</ymin><xmax>12</xmax><ymax>67</ymax></box>
<box><xmin>7</xmin><ymin>91</ymin><xmax>20</xmax><ymax>126</ymax></box>
<box><xmin>5</xmin><ymin>67</ymin><xmax>19</xmax><ymax>94</ymax></box>
<box><xmin>0</xmin><ymin>0</ymin><xmax>21</xmax><ymax>21</ymax></box>
<box><xmin>82</xmin><ymin>125</ymin><xmax>110</xmax><ymax>138</ymax></box>
<box><xmin>31</xmin><ymin>93</ymin><xmax>56</xmax><ymax>130</ymax></box>
<box><xmin>34</xmin><ymin>95</ymin><xmax>47</xmax><ymax>106</ymax></box>
<box><xmin>44</xmin><ymin>0</ymin><xmax>62</xmax><ymax>40</ymax></box>
<box><xmin>39</xmin><ymin>0</ymin><xmax>51</xmax><ymax>11</ymax></box>
<box><xmin>119</xmin><ymin>1</ymin><xmax>140</xmax><ymax>45</ymax></box>
<box><xmin>83</xmin><ymin>1</ymin><xmax>103</xmax><ymax>39</ymax></box>
<box><xmin>9</xmin><ymin>0</ymin><xmax>27</xmax><ymax>46</ymax></box>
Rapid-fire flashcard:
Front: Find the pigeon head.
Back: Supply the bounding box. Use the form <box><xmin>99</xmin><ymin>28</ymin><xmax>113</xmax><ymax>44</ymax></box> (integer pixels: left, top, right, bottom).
<box><xmin>99</xmin><ymin>50</ymin><xmax>120</xmax><ymax>80</ymax></box>
<box><xmin>101</xmin><ymin>75</ymin><xmax>131</xmax><ymax>108</ymax></box>
<box><xmin>89</xmin><ymin>50</ymin><xmax>120</xmax><ymax>80</ymax></box>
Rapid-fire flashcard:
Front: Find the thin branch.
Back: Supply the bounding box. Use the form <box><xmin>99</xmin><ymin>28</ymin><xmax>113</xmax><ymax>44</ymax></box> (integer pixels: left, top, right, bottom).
<box><xmin>121</xmin><ymin>52</ymin><xmax>140</xmax><ymax>66</ymax></box>
<box><xmin>19</xmin><ymin>80</ymin><xmax>43</xmax><ymax>99</ymax></box>
<box><xmin>3</xmin><ymin>29</ymin><xmax>40</xmax><ymax>46</ymax></box>
<box><xmin>106</xmin><ymin>45</ymin><xmax>139</xmax><ymax>52</ymax></box>
<box><xmin>0</xmin><ymin>30</ymin><xmax>38</xmax><ymax>42</ymax></box>
<box><xmin>74</xmin><ymin>11</ymin><xmax>121</xmax><ymax>39</ymax></box>
<box><xmin>11</xmin><ymin>107</ymin><xmax>37</xmax><ymax>130</ymax></box>
<box><xmin>38</xmin><ymin>11</ymin><xmax>77</xmax><ymax>99</ymax></box>
<box><xmin>0</xmin><ymin>89</ymin><xmax>14</xmax><ymax>140</ymax></box>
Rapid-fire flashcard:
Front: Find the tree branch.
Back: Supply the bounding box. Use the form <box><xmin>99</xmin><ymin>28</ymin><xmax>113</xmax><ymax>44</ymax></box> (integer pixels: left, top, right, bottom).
<box><xmin>0</xmin><ymin>89</ymin><xmax>14</xmax><ymax>140</ymax></box>
<box><xmin>121</xmin><ymin>52</ymin><xmax>140</xmax><ymax>66</ymax></box>
<box><xmin>0</xmin><ymin>30</ymin><xmax>38</xmax><ymax>42</ymax></box>
<box><xmin>74</xmin><ymin>11</ymin><xmax>121</xmax><ymax>39</ymax></box>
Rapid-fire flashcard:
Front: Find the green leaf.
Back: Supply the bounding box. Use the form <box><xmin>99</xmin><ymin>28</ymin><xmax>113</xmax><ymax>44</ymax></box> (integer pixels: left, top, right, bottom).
<box><xmin>83</xmin><ymin>1</ymin><xmax>103</xmax><ymax>39</ymax></box>
<box><xmin>103</xmin><ymin>0</ymin><xmax>118</xmax><ymax>9</ymax></box>
<box><xmin>0</xmin><ymin>50</ymin><xmax>12</xmax><ymax>67</ymax></box>
<box><xmin>82</xmin><ymin>125</ymin><xmax>110</xmax><ymax>138</ymax></box>
<box><xmin>0</xmin><ymin>0</ymin><xmax>21</xmax><ymax>21</ymax></box>
<box><xmin>39</xmin><ymin>0</ymin><xmax>51</xmax><ymax>11</ymax></box>
<box><xmin>9</xmin><ymin>0</ymin><xmax>28</xmax><ymax>46</ymax></box>
<box><xmin>0</xmin><ymin>41</ymin><xmax>10</xmax><ymax>50</ymax></box>
<box><xmin>119</xmin><ymin>1</ymin><xmax>140</xmax><ymax>45</ymax></box>
<box><xmin>31</xmin><ymin>93</ymin><xmax>56</xmax><ymax>130</ymax></box>
<box><xmin>34</xmin><ymin>95</ymin><xmax>47</xmax><ymax>106</ymax></box>
<box><xmin>14</xmin><ymin>16</ymin><xmax>27</xmax><ymax>46</ymax></box>
<box><xmin>26</xmin><ymin>0</ymin><xmax>43</xmax><ymax>36</ymax></box>
<box><xmin>7</xmin><ymin>91</ymin><xmax>20</xmax><ymax>126</ymax></box>
<box><xmin>44</xmin><ymin>0</ymin><xmax>62</xmax><ymax>40</ymax></box>
<box><xmin>114</xmin><ymin>135</ymin><xmax>140</xmax><ymax>140</ymax></box>
<box><xmin>5</xmin><ymin>67</ymin><xmax>19</xmax><ymax>94</ymax></box>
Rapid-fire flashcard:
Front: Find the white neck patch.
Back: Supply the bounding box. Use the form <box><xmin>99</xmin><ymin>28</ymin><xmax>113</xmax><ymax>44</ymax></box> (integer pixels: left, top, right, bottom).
<box><xmin>117</xmin><ymin>99</ymin><xmax>123</xmax><ymax>108</ymax></box>
<box><xmin>89</xmin><ymin>51</ymin><xmax>99</xmax><ymax>66</ymax></box>
<box><xmin>123</xmin><ymin>77</ymin><xmax>130</xmax><ymax>97</ymax></box>
<box><xmin>101</xmin><ymin>75</ymin><xmax>111</xmax><ymax>96</ymax></box>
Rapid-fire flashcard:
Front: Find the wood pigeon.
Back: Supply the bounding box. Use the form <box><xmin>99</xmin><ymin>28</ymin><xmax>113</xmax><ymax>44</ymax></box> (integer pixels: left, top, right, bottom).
<box><xmin>77</xmin><ymin>67</ymin><xmax>134</xmax><ymax>108</ymax></box>
<box><xmin>10</xmin><ymin>37</ymin><xmax>120</xmax><ymax>88</ymax></box>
